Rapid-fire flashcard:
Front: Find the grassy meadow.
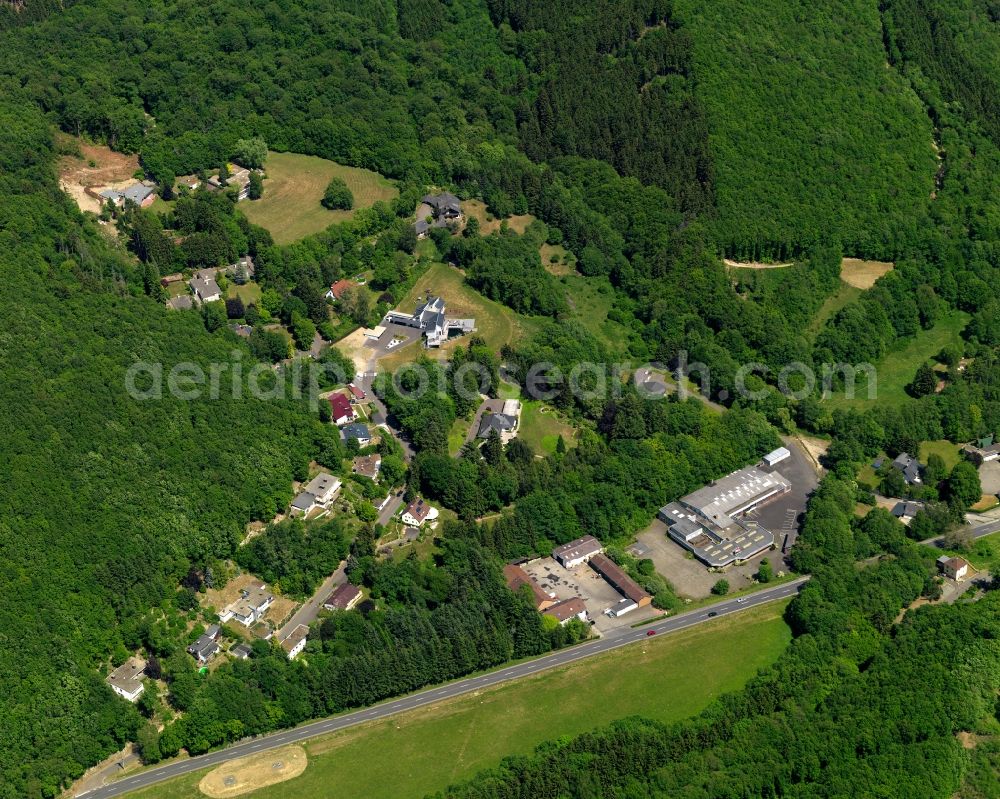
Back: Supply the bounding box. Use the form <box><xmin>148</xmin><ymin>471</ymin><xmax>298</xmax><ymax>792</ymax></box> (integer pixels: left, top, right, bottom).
<box><xmin>122</xmin><ymin>601</ymin><xmax>791</xmax><ymax>799</ymax></box>
<box><xmin>241</xmin><ymin>152</ymin><xmax>397</xmax><ymax>244</ymax></box>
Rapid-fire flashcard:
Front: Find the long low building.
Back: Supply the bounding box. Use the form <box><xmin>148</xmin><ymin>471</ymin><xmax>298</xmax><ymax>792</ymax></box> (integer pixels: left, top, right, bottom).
<box><xmin>552</xmin><ymin>535</ymin><xmax>604</xmax><ymax>569</ymax></box>
<box><xmin>658</xmin><ymin>465</ymin><xmax>790</xmax><ymax>567</ymax></box>
<box><xmin>589</xmin><ymin>553</ymin><xmax>651</xmax><ymax>616</ymax></box>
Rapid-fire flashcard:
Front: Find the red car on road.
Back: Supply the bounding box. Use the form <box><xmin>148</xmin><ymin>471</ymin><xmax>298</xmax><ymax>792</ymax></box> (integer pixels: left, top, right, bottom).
<box><xmin>646</xmin><ymin>630</ymin><xmax>657</xmax><ymax>636</ymax></box>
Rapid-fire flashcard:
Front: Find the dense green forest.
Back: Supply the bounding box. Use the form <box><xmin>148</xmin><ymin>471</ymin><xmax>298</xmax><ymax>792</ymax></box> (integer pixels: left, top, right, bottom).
<box><xmin>1</xmin><ymin>0</ymin><xmax>1000</xmax><ymax>796</ymax></box>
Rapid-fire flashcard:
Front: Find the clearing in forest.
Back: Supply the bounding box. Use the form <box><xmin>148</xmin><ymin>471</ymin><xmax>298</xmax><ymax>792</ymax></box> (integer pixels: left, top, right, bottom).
<box><xmin>198</xmin><ymin>745</ymin><xmax>307</xmax><ymax>797</ymax></box>
<box><xmin>240</xmin><ymin>152</ymin><xmax>397</xmax><ymax>245</ymax></box>
<box><xmin>461</xmin><ymin>199</ymin><xmax>535</xmax><ymax>235</ymax></box>
<box><xmin>57</xmin><ymin>136</ymin><xmax>140</xmax><ymax>213</ymax></box>
<box><xmin>840</xmin><ymin>258</ymin><xmax>894</xmax><ymax>289</ymax></box>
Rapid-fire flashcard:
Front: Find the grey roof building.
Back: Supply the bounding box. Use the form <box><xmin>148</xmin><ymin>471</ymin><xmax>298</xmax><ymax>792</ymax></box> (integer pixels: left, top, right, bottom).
<box><xmin>341</xmin><ymin>423</ymin><xmax>371</xmax><ymax>444</ymax></box>
<box><xmin>892</xmin><ymin>453</ymin><xmax>922</xmax><ymax>485</ymax></box>
<box><xmin>658</xmin><ymin>465</ymin><xmax>789</xmax><ymax>568</ymax></box>
<box><xmin>187</xmin><ymin>624</ymin><xmax>221</xmax><ymax>663</ymax></box>
<box><xmin>384</xmin><ymin>296</ymin><xmax>475</xmax><ymax>348</ymax></box>
<box><xmin>478</xmin><ymin>412</ymin><xmax>517</xmax><ymax>439</ymax></box>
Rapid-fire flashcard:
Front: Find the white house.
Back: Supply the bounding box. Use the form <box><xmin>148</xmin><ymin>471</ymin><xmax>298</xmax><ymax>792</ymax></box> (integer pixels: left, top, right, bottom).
<box><xmin>219</xmin><ymin>584</ymin><xmax>274</xmax><ymax>627</ymax></box>
<box><xmin>106</xmin><ymin>658</ymin><xmax>146</xmax><ymax>703</ymax></box>
<box><xmin>401</xmin><ymin>498</ymin><xmax>439</xmax><ymax>527</ymax></box>
<box><xmin>937</xmin><ymin>555</ymin><xmax>971</xmax><ymax>581</ymax></box>
<box><xmin>190</xmin><ymin>275</ymin><xmax>222</xmax><ymax>304</ymax></box>
<box><xmin>552</xmin><ymin>535</ymin><xmax>604</xmax><ymax>569</ymax></box>
<box><xmin>279</xmin><ymin>624</ymin><xmax>309</xmax><ymax>660</ymax></box>
<box><xmin>542</xmin><ymin>597</ymin><xmax>588</xmax><ymax>626</ymax></box>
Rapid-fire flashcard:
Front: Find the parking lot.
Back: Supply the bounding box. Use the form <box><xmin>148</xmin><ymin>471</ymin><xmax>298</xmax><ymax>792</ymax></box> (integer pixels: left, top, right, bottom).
<box><xmin>634</xmin><ymin>438</ymin><xmax>818</xmax><ymax>598</ymax></box>
<box><xmin>522</xmin><ymin>557</ymin><xmax>659</xmax><ymax>634</ymax></box>
<box><xmin>366</xmin><ymin>322</ymin><xmax>417</xmax><ymax>356</ymax></box>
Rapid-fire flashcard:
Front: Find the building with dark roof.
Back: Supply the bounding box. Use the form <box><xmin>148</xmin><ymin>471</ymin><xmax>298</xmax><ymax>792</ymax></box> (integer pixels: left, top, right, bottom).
<box><xmin>552</xmin><ymin>535</ymin><xmax>604</xmax><ymax>569</ymax></box>
<box><xmin>322</xmin><ymin>583</ymin><xmax>362</xmax><ymax>611</ymax></box>
<box><xmin>187</xmin><ymin>624</ymin><xmax>221</xmax><ymax>664</ymax></box>
<box><xmin>341</xmin><ymin>423</ymin><xmax>371</xmax><ymax>446</ymax></box>
<box><xmin>353</xmin><ymin>453</ymin><xmax>381</xmax><ymax>480</ymax></box>
<box><xmin>589</xmin><ymin>554</ymin><xmax>651</xmax><ymax>613</ymax></box>
<box><xmin>892</xmin><ymin>452</ymin><xmax>922</xmax><ymax>485</ymax></box>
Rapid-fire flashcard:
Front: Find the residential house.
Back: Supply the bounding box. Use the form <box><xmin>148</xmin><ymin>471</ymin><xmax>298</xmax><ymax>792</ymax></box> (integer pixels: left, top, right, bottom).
<box><xmin>384</xmin><ymin>296</ymin><xmax>475</xmax><ymax>348</ymax></box>
<box><xmin>590</xmin><ymin>554</ymin><xmax>652</xmax><ymax>616</ymax></box>
<box><xmin>230</xmin><ymin>643</ymin><xmax>253</xmax><ymax>660</ymax></box>
<box><xmin>937</xmin><ymin>555</ymin><xmax>972</xmax><ymax>581</ymax></box>
<box><xmin>422</xmin><ymin>192</ymin><xmax>462</xmax><ymax>222</ymax></box>
<box><xmin>106</xmin><ymin>658</ymin><xmax>146</xmax><ymax>703</ymax></box>
<box><xmin>353</xmin><ymin>453</ymin><xmax>382</xmax><ymax>481</ymax></box>
<box><xmin>166</xmin><ymin>294</ymin><xmax>194</xmax><ymax>311</ymax></box>
<box><xmin>228</xmin><ymin>255</ymin><xmax>255</xmax><ymax>284</ymax></box>
<box><xmin>190</xmin><ymin>275</ymin><xmax>222</xmax><ymax>305</ymax></box>
<box><xmin>892</xmin><ymin>452</ymin><xmax>922</xmax><ymax>485</ymax></box>
<box><xmin>325</xmin><ymin>279</ymin><xmax>355</xmax><ymax>301</ymax></box>
<box><xmin>503</xmin><ymin>563</ymin><xmax>556</xmax><ymax>611</ymax></box>
<box><xmin>401</xmin><ymin>497</ymin><xmax>439</xmax><ymax>527</ymax></box>
<box><xmin>478</xmin><ymin>399</ymin><xmax>521</xmax><ymax>443</ymax></box>
<box><xmin>175</xmin><ymin>175</ymin><xmax>201</xmax><ymax>192</ymax></box>
<box><xmin>341</xmin><ymin>423</ymin><xmax>371</xmax><ymax>447</ymax></box>
<box><xmin>219</xmin><ymin>584</ymin><xmax>274</xmax><ymax>627</ymax></box>
<box><xmin>552</xmin><ymin>535</ymin><xmax>604</xmax><ymax>569</ymax></box>
<box><xmin>542</xmin><ymin>597</ymin><xmax>589</xmax><ymax>625</ymax></box>
<box><xmin>279</xmin><ymin>624</ymin><xmax>309</xmax><ymax>660</ymax></box>
<box><xmin>99</xmin><ymin>182</ymin><xmax>157</xmax><ymax>209</ymax></box>
<box><xmin>290</xmin><ymin>472</ymin><xmax>342</xmax><ymax>516</ymax></box>
<box><xmin>187</xmin><ymin>624</ymin><xmax>221</xmax><ymax>664</ymax></box>
<box><xmin>328</xmin><ymin>393</ymin><xmax>355</xmax><ymax>425</ymax></box>
<box><xmin>207</xmin><ymin>166</ymin><xmax>258</xmax><ymax>200</ymax></box>
<box><xmin>322</xmin><ymin>583</ymin><xmax>363</xmax><ymax>611</ymax></box>
<box><xmin>891</xmin><ymin>501</ymin><xmax>923</xmax><ymax>525</ymax></box>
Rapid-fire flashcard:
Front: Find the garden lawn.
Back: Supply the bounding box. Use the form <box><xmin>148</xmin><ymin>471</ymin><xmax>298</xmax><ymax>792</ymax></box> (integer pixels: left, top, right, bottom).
<box><xmin>227</xmin><ymin>281</ymin><xmax>262</xmax><ymax>306</ymax></box>
<box><xmin>122</xmin><ymin>601</ymin><xmax>791</xmax><ymax>799</ymax></box>
<box><xmin>240</xmin><ymin>152</ymin><xmax>397</xmax><ymax>244</ymax></box>
<box><xmin>823</xmin><ymin>311</ymin><xmax>970</xmax><ymax>411</ymax></box>
<box><xmin>518</xmin><ymin>400</ymin><xmax>577</xmax><ymax>455</ymax></box>
<box><xmin>918</xmin><ymin>440</ymin><xmax>963</xmax><ymax>471</ymax></box>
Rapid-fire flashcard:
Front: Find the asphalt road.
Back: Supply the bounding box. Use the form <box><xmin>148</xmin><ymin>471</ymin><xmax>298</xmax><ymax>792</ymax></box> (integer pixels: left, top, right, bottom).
<box><xmin>275</xmin><ymin>562</ymin><xmax>346</xmax><ymax>642</ymax></box>
<box><xmin>923</xmin><ymin>517</ymin><xmax>1000</xmax><ymax>549</ymax></box>
<box><xmin>79</xmin><ymin>578</ymin><xmax>808</xmax><ymax>799</ymax></box>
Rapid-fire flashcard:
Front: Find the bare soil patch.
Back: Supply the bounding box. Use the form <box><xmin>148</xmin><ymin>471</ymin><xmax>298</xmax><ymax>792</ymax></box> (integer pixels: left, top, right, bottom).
<box><xmin>199</xmin><ymin>745</ymin><xmax>307</xmax><ymax>797</ymax></box>
<box><xmin>840</xmin><ymin>257</ymin><xmax>894</xmax><ymax>289</ymax></box>
<box><xmin>58</xmin><ymin>139</ymin><xmax>140</xmax><ymax>213</ymax></box>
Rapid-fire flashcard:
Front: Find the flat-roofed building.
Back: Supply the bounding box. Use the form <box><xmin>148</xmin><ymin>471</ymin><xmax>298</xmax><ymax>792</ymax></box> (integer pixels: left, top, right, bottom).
<box><xmin>658</xmin><ymin>465</ymin><xmax>789</xmax><ymax>567</ymax></box>
<box><xmin>552</xmin><ymin>535</ymin><xmax>604</xmax><ymax>569</ymax></box>
<box><xmin>107</xmin><ymin>658</ymin><xmax>146</xmax><ymax>702</ymax></box>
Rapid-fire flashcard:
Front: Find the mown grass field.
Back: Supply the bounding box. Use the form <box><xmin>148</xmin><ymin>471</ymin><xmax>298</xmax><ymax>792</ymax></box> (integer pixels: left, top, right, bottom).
<box><xmin>227</xmin><ymin>282</ymin><xmax>262</xmax><ymax>306</ymax></box>
<box><xmin>241</xmin><ymin>152</ymin><xmax>397</xmax><ymax>244</ymax></box>
<box><xmin>123</xmin><ymin>601</ymin><xmax>791</xmax><ymax>799</ymax></box>
<box><xmin>823</xmin><ymin>311</ymin><xmax>970</xmax><ymax>410</ymax></box>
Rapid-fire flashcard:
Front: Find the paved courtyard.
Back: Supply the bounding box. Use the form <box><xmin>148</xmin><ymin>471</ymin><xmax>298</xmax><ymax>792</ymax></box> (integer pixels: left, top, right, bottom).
<box><xmin>522</xmin><ymin>557</ymin><xmax>658</xmax><ymax>634</ymax></box>
<box><xmin>979</xmin><ymin>460</ymin><xmax>1000</xmax><ymax>497</ymax></box>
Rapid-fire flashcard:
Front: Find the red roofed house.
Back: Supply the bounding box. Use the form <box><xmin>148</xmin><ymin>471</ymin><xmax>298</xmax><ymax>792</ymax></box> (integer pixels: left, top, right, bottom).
<box><xmin>348</xmin><ymin>383</ymin><xmax>366</xmax><ymax>402</ymax></box>
<box><xmin>401</xmin><ymin>497</ymin><xmax>439</xmax><ymax>527</ymax></box>
<box><xmin>503</xmin><ymin>564</ymin><xmax>556</xmax><ymax>611</ymax></box>
<box><xmin>326</xmin><ymin>279</ymin><xmax>355</xmax><ymax>301</ymax></box>
<box><xmin>328</xmin><ymin>393</ymin><xmax>355</xmax><ymax>425</ymax></box>
<box><xmin>322</xmin><ymin>583</ymin><xmax>363</xmax><ymax>611</ymax></box>
<box><xmin>542</xmin><ymin>597</ymin><xmax>589</xmax><ymax>625</ymax></box>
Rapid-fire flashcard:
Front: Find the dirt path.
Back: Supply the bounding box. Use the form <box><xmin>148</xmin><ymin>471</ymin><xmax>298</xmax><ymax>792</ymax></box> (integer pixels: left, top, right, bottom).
<box><xmin>723</xmin><ymin>258</ymin><xmax>793</xmax><ymax>269</ymax></box>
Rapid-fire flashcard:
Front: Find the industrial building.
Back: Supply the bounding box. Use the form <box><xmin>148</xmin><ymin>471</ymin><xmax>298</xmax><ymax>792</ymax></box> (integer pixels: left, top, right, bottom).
<box><xmin>658</xmin><ymin>463</ymin><xmax>791</xmax><ymax>567</ymax></box>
